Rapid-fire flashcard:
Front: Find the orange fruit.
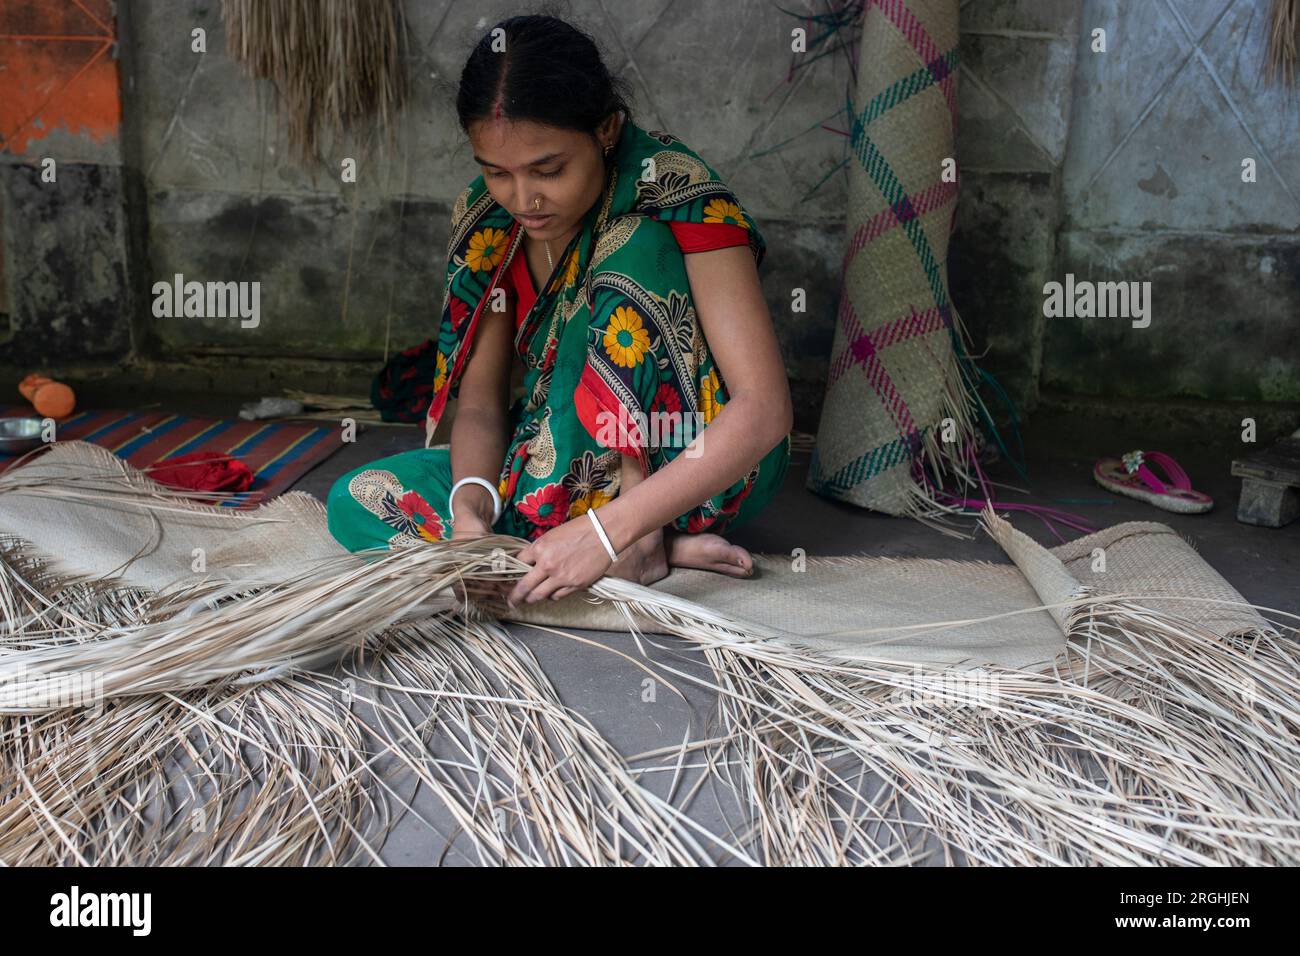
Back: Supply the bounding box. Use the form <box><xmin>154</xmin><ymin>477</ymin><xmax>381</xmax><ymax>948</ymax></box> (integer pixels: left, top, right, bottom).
<box><xmin>18</xmin><ymin>373</ymin><xmax>53</xmax><ymax>402</ymax></box>
<box><xmin>32</xmin><ymin>382</ymin><xmax>76</xmax><ymax>419</ymax></box>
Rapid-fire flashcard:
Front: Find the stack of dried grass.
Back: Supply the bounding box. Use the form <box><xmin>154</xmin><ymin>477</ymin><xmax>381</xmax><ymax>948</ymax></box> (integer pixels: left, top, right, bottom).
<box><xmin>222</xmin><ymin>0</ymin><xmax>407</xmax><ymax>162</ymax></box>
<box><xmin>1267</xmin><ymin>0</ymin><xmax>1298</xmax><ymax>87</ymax></box>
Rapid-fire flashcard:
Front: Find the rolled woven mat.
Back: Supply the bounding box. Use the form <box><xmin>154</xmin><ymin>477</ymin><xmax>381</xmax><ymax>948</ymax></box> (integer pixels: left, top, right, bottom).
<box><xmin>3</xmin><ymin>441</ymin><xmax>1299</xmax><ymax>867</ymax></box>
<box><xmin>808</xmin><ymin>0</ymin><xmax>982</xmax><ymax>516</ymax></box>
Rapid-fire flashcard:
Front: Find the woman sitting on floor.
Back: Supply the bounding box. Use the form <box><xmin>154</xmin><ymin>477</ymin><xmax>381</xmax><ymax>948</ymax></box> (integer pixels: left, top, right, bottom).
<box><xmin>328</xmin><ymin>13</ymin><xmax>793</xmax><ymax>606</ymax></box>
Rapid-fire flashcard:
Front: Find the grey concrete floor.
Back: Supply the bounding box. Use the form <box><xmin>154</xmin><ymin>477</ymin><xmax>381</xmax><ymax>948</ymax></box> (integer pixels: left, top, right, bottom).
<box><xmin>56</xmin><ymin>385</ymin><xmax>1300</xmax><ymax>863</ymax></box>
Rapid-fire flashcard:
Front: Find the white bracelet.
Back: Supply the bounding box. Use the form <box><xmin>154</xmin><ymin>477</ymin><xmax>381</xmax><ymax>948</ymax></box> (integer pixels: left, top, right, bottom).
<box><xmin>449</xmin><ymin>476</ymin><xmax>503</xmax><ymax>525</ymax></box>
<box><xmin>587</xmin><ymin>507</ymin><xmax>619</xmax><ymax>562</ymax></box>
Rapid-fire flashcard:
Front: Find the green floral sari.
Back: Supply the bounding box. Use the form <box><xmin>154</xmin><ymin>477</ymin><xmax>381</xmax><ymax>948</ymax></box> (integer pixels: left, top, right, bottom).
<box><xmin>328</xmin><ymin>119</ymin><xmax>790</xmax><ymax>550</ymax></box>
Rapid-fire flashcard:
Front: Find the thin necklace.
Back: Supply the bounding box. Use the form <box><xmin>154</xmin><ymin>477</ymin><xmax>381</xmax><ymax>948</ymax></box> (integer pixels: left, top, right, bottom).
<box><xmin>542</xmin><ymin>223</ymin><xmax>582</xmax><ymax>271</ymax></box>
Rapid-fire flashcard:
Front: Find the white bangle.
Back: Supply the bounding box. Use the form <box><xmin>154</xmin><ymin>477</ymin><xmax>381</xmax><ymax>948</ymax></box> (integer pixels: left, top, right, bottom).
<box><xmin>586</xmin><ymin>507</ymin><xmax>619</xmax><ymax>562</ymax></box>
<box><xmin>449</xmin><ymin>476</ymin><xmax>503</xmax><ymax>525</ymax></box>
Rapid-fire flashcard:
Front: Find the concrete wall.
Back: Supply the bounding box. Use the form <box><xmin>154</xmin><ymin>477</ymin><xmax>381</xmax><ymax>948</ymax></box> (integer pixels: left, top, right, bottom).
<box><xmin>1050</xmin><ymin>0</ymin><xmax>1300</xmax><ymax>405</ymax></box>
<box><xmin>117</xmin><ymin>0</ymin><xmax>853</xmax><ymax>415</ymax></box>
<box><xmin>0</xmin><ymin>0</ymin><xmax>136</xmax><ymax>365</ymax></box>
<box><xmin>2</xmin><ymin>0</ymin><xmax>1296</xmax><ymax>422</ymax></box>
<box><xmin>949</xmin><ymin>0</ymin><xmax>1083</xmax><ymax>413</ymax></box>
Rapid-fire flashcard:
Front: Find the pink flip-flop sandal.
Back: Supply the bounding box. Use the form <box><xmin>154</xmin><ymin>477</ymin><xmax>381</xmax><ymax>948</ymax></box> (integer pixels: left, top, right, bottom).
<box><xmin>1093</xmin><ymin>449</ymin><xmax>1214</xmax><ymax>514</ymax></box>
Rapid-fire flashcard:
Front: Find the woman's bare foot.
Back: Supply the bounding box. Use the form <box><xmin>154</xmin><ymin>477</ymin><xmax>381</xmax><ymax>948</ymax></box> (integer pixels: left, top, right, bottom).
<box><xmin>605</xmin><ymin>524</ymin><xmax>671</xmax><ymax>586</ymax></box>
<box><xmin>664</xmin><ymin>530</ymin><xmax>754</xmax><ymax>577</ymax></box>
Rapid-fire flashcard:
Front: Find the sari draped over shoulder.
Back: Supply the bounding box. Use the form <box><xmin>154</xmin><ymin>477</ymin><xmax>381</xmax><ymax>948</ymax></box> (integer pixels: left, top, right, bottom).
<box><xmin>416</xmin><ymin>119</ymin><xmax>788</xmax><ymax>540</ymax></box>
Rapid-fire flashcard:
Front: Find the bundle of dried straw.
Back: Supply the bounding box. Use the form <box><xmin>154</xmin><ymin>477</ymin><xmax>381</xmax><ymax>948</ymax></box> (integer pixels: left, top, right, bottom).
<box><xmin>222</xmin><ymin>0</ymin><xmax>407</xmax><ymax>162</ymax></box>
<box><xmin>1267</xmin><ymin>0</ymin><xmax>1298</xmax><ymax>87</ymax></box>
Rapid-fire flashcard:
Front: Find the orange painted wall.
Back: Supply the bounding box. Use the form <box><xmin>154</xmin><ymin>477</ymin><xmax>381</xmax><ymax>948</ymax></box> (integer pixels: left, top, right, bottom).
<box><xmin>0</xmin><ymin>0</ymin><xmax>121</xmax><ymax>155</ymax></box>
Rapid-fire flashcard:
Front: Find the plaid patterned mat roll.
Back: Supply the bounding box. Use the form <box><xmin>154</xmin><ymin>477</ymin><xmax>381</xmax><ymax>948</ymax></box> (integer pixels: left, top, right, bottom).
<box><xmin>808</xmin><ymin>0</ymin><xmax>982</xmax><ymax>516</ymax></box>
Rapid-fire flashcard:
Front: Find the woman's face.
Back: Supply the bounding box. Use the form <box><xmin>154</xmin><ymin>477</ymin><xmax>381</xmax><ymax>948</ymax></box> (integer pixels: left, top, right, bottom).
<box><xmin>468</xmin><ymin>114</ymin><xmax>620</xmax><ymax>240</ymax></box>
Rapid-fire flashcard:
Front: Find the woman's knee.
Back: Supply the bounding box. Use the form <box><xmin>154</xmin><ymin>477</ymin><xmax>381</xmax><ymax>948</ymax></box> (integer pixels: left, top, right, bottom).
<box><xmin>326</xmin><ymin>466</ymin><xmax>380</xmax><ymax>552</ymax></box>
<box><xmin>326</xmin><ymin>448</ymin><xmax>456</xmax><ymax>552</ymax></box>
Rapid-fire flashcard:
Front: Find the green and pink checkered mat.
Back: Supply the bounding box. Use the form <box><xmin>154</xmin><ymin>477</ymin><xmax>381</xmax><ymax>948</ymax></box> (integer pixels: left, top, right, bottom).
<box><xmin>808</xmin><ymin>0</ymin><xmax>984</xmax><ymax>516</ymax></box>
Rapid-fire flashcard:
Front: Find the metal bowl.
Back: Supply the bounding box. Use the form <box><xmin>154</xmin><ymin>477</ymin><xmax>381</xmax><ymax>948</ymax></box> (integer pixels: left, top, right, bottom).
<box><xmin>0</xmin><ymin>416</ymin><xmax>46</xmax><ymax>455</ymax></box>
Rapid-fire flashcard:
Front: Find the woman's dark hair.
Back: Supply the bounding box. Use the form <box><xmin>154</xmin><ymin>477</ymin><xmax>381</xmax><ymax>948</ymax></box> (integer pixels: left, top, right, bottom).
<box><xmin>456</xmin><ymin>12</ymin><xmax>634</xmax><ymax>147</ymax></box>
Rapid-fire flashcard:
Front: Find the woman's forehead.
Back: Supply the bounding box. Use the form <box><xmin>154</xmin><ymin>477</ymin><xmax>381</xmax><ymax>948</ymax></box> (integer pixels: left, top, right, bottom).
<box><xmin>469</xmin><ymin>118</ymin><xmax>583</xmax><ymax>168</ymax></box>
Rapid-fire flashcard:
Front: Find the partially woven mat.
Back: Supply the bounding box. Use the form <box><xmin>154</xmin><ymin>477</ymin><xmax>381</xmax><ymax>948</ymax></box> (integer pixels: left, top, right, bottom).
<box><xmin>808</xmin><ymin>0</ymin><xmax>978</xmax><ymax>514</ymax></box>
<box><xmin>0</xmin><ymin>442</ymin><xmax>346</xmax><ymax>592</ymax></box>
<box><xmin>0</xmin><ymin>441</ymin><xmax>1269</xmax><ymax>669</ymax></box>
<box><xmin>510</xmin><ymin>527</ymin><xmax>1272</xmax><ymax>667</ymax></box>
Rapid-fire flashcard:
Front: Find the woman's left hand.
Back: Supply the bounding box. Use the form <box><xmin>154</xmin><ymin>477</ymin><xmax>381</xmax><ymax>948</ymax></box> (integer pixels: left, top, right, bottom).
<box><xmin>507</xmin><ymin>515</ymin><xmax>614</xmax><ymax>606</ymax></box>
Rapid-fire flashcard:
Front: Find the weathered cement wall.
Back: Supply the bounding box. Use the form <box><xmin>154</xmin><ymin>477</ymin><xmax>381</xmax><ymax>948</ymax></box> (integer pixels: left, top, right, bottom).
<box><xmin>0</xmin><ymin>0</ymin><xmax>135</xmax><ymax>365</ymax></box>
<box><xmin>121</xmin><ymin>0</ymin><xmax>853</xmax><ymax>418</ymax></box>
<box><xmin>949</xmin><ymin>0</ymin><xmax>1082</xmax><ymax>413</ymax></box>
<box><xmin>1048</xmin><ymin>0</ymin><xmax>1300</xmax><ymax>404</ymax></box>
<box><xmin>2</xmin><ymin>0</ymin><xmax>1296</xmax><ymax>422</ymax></box>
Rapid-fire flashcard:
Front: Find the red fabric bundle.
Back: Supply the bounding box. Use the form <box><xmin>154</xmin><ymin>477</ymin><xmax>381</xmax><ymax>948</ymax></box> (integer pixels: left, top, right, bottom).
<box><xmin>147</xmin><ymin>452</ymin><xmax>254</xmax><ymax>493</ymax></box>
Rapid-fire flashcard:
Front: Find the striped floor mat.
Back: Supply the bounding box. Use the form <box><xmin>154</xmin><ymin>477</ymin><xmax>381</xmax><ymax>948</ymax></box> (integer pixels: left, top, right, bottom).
<box><xmin>0</xmin><ymin>407</ymin><xmax>346</xmax><ymax>507</ymax></box>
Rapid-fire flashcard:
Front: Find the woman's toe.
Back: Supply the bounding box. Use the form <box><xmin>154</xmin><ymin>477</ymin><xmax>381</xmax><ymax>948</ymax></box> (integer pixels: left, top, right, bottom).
<box><xmin>713</xmin><ymin>545</ymin><xmax>753</xmax><ymax>577</ymax></box>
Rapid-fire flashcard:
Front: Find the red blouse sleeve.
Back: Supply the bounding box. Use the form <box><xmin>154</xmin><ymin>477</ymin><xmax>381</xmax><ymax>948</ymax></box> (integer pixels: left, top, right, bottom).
<box><xmin>667</xmin><ymin>220</ymin><xmax>751</xmax><ymax>253</ymax></box>
<box><xmin>501</xmin><ymin>248</ymin><xmax>541</xmax><ymax>331</ymax></box>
